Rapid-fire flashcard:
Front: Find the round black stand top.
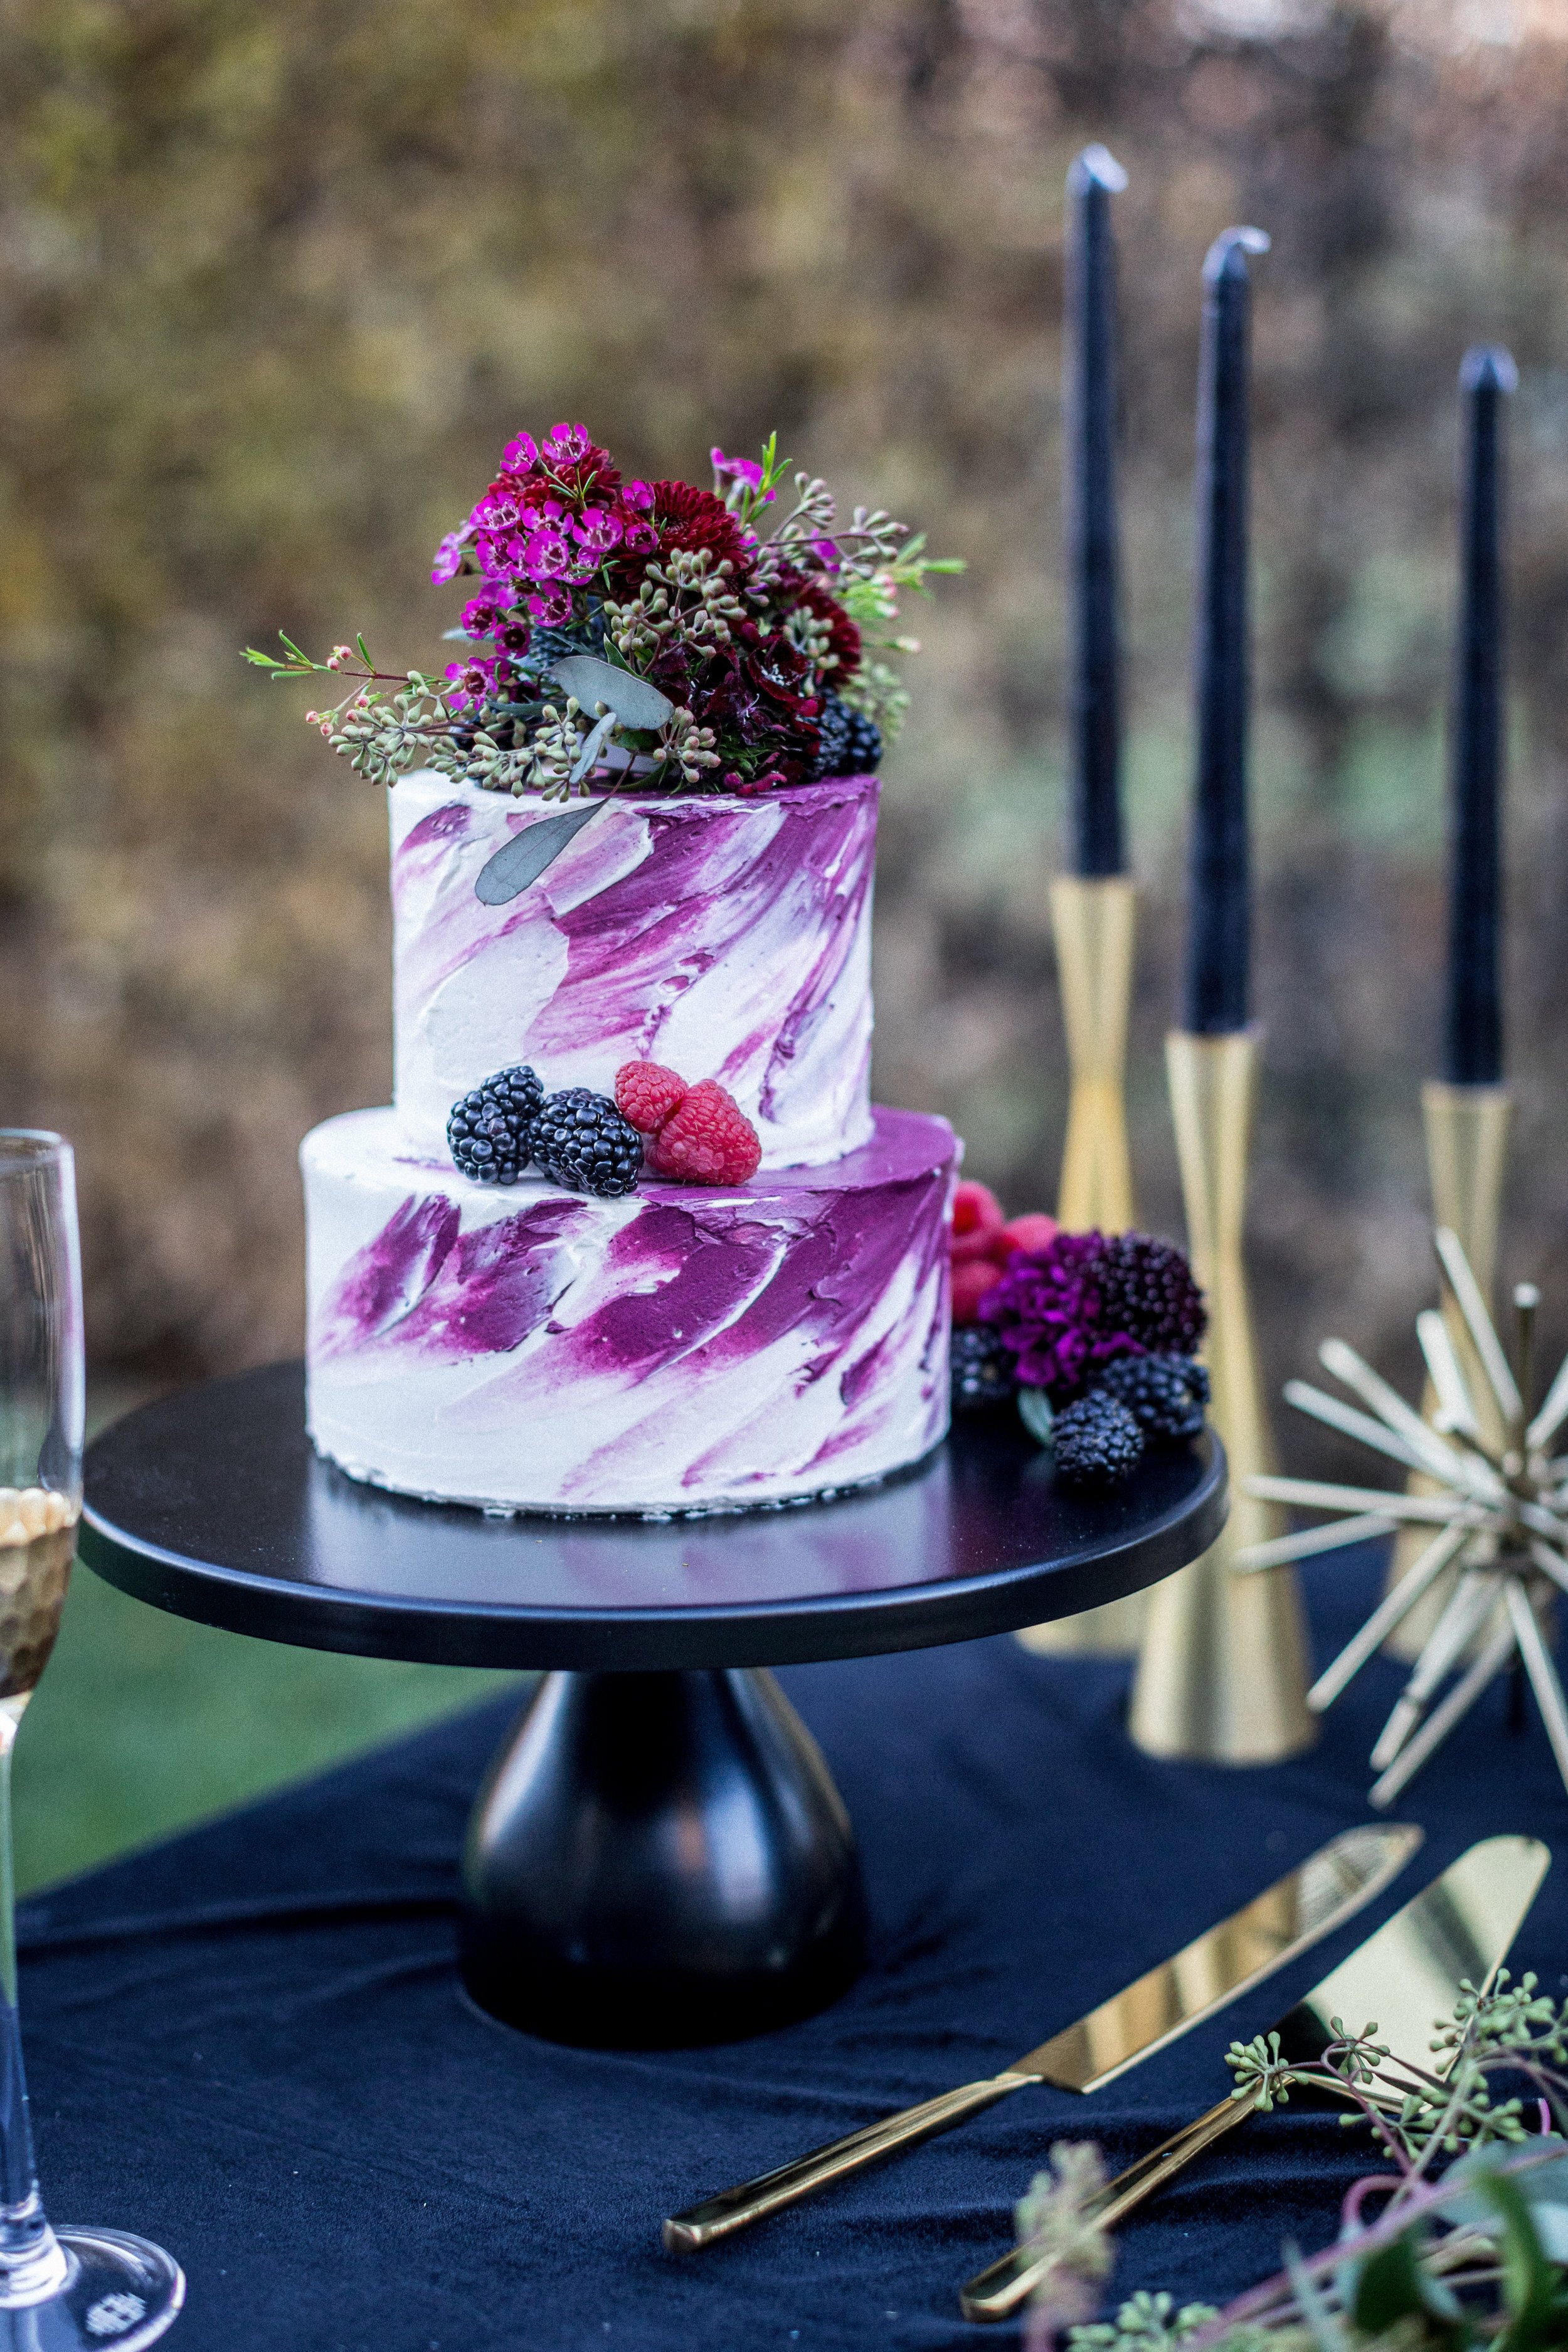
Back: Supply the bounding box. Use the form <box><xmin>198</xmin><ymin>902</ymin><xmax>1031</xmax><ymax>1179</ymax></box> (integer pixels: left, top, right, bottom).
<box><xmin>80</xmin><ymin>1362</ymin><xmax>1226</xmax><ymax>1671</ymax></box>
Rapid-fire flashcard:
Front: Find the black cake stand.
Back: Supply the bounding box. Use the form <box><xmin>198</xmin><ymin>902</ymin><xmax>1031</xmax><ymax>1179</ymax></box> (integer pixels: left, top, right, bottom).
<box><xmin>80</xmin><ymin>1363</ymin><xmax>1225</xmax><ymax>2050</ymax></box>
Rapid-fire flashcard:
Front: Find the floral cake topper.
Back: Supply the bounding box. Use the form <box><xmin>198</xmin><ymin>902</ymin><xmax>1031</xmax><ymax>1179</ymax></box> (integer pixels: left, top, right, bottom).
<box><xmin>247</xmin><ymin>426</ymin><xmax>960</xmax><ymax>800</ymax></box>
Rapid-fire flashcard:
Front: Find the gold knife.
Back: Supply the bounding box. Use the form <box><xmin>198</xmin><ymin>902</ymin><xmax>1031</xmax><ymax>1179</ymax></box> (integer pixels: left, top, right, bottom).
<box><xmin>662</xmin><ymin>1821</ymin><xmax>1421</xmax><ymax>2254</ymax></box>
<box><xmin>960</xmin><ymin>1831</ymin><xmax>1550</xmax><ymax>2323</ymax></box>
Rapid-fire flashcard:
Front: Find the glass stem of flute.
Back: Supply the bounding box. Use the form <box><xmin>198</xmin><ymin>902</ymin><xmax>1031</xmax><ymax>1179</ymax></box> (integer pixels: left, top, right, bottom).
<box><xmin>0</xmin><ymin>1698</ymin><xmax>49</xmax><ymax>2269</ymax></box>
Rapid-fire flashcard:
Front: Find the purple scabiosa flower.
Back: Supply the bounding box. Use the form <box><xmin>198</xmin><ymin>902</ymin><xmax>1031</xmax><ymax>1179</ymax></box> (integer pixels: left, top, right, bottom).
<box><xmin>526</xmin><ymin>584</ymin><xmax>573</xmax><ymax>626</ymax></box>
<box><xmin>978</xmin><ymin>1231</ymin><xmax>1145</xmax><ymax>1401</ymax></box>
<box><xmin>502</xmin><ymin>432</ymin><xmax>539</xmax><ymax>472</ymax></box>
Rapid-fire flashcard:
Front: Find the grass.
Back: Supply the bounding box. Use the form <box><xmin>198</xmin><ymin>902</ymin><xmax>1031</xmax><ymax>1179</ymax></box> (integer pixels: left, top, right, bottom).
<box><xmin>13</xmin><ymin>1553</ymin><xmax>521</xmax><ymax>1897</ymax></box>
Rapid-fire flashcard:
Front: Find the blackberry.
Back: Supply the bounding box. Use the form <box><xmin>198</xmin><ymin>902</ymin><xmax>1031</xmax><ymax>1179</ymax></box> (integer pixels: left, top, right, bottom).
<box><xmin>810</xmin><ymin>692</ymin><xmax>883</xmax><ymax>782</ymax></box>
<box><xmin>447</xmin><ymin>1064</ymin><xmax>545</xmax><ymax>1185</ymax></box>
<box><xmin>1096</xmin><ymin>1352</ymin><xmax>1209</xmax><ymax>1443</ymax></box>
<box><xmin>1052</xmin><ymin>1392</ymin><xmax>1145</xmax><ymax>1489</ymax></box>
<box><xmin>1094</xmin><ymin>1232</ymin><xmax>1207</xmax><ymax>1355</ymax></box>
<box><xmin>951</xmin><ymin>1325</ymin><xmax>1014</xmax><ymax>1413</ymax></box>
<box><xmin>530</xmin><ymin>1088</ymin><xmax>644</xmax><ymax>1198</ymax></box>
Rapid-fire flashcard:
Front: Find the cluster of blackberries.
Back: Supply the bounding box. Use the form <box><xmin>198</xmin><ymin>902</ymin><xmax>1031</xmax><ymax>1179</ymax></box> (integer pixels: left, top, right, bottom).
<box><xmin>447</xmin><ymin>1064</ymin><xmax>644</xmax><ymax>1199</ymax></box>
<box><xmin>950</xmin><ymin>1327</ymin><xmax>1015</xmax><ymax>1411</ymax></box>
<box><xmin>1051</xmin><ymin>1354</ymin><xmax>1211</xmax><ymax>1490</ymax></box>
<box><xmin>810</xmin><ymin>693</ymin><xmax>883</xmax><ymax>783</ymax></box>
<box><xmin>950</xmin><ymin>1319</ymin><xmax>1209</xmax><ymax>1493</ymax></box>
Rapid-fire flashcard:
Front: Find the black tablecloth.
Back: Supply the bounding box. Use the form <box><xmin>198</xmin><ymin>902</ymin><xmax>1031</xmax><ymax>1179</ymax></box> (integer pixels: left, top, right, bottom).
<box><xmin>18</xmin><ymin>1548</ymin><xmax>1567</xmax><ymax>2352</ymax></box>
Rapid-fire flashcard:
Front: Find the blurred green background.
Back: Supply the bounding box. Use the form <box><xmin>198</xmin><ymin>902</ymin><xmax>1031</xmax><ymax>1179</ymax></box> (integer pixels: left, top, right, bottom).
<box><xmin>6</xmin><ymin>0</ymin><xmax>1568</xmax><ymax>1886</ymax></box>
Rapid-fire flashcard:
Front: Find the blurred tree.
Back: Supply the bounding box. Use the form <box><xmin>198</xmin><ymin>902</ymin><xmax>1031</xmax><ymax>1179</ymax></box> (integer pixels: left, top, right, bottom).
<box><xmin>2</xmin><ymin>0</ymin><xmax>1567</xmax><ymax>1478</ymax></box>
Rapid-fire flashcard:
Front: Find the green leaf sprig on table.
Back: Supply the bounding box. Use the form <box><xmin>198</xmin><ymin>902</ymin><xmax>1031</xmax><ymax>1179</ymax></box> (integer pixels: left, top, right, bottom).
<box><xmin>1018</xmin><ymin>1974</ymin><xmax>1568</xmax><ymax>2352</ymax></box>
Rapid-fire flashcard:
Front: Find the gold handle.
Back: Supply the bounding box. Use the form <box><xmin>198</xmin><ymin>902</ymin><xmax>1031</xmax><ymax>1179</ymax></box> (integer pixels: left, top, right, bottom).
<box><xmin>662</xmin><ymin>2074</ymin><xmax>1029</xmax><ymax>2252</ymax></box>
<box><xmin>958</xmin><ymin>2084</ymin><xmax>1264</xmax><ymax>2323</ymax></box>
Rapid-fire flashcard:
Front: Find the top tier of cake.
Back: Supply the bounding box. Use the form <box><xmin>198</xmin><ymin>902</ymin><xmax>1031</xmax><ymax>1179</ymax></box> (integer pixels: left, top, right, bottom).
<box><xmin>389</xmin><ymin>769</ymin><xmax>879</xmax><ymax>1171</ymax></box>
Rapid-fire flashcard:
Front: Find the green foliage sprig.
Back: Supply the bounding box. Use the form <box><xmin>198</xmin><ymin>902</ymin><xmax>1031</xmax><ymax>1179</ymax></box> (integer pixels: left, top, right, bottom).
<box><xmin>1015</xmin><ymin>1977</ymin><xmax>1568</xmax><ymax>2352</ymax></box>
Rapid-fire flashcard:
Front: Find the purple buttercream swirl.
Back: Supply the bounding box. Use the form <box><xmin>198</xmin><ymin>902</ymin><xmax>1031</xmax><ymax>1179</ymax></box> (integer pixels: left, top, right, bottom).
<box><xmin>316</xmin><ymin>1194</ymin><xmax>591</xmax><ymax>1362</ymax></box>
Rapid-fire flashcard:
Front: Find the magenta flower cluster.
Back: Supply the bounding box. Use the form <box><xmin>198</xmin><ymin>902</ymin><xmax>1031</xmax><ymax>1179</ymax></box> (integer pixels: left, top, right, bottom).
<box><xmin>430</xmin><ymin>422</ymin><xmax>660</xmax><ymax>706</ymax></box>
<box><xmin>979</xmin><ymin>1231</ymin><xmax>1145</xmax><ymax>1399</ymax></box>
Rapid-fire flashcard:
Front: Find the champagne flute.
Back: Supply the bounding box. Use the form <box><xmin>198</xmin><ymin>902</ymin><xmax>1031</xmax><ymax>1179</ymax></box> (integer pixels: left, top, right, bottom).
<box><xmin>0</xmin><ymin>1134</ymin><xmax>183</xmax><ymax>2347</ymax></box>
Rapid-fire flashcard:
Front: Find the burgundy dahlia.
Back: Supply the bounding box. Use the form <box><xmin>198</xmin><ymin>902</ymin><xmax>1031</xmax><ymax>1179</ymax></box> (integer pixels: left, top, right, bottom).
<box><xmin>978</xmin><ymin>1231</ymin><xmax>1144</xmax><ymax>1401</ymax></box>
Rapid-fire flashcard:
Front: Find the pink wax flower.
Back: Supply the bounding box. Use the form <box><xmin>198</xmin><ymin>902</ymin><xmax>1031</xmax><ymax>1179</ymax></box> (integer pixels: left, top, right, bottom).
<box><xmin>444</xmin><ymin>657</ymin><xmax>496</xmax><ymax>707</ymax></box>
<box><xmin>573</xmin><ymin>507</ymin><xmax>623</xmax><ymax>553</ymax></box>
<box><xmin>620</xmin><ymin>516</ymin><xmax>659</xmax><ymax>553</ymax></box>
<box><xmin>430</xmin><ymin>531</ymin><xmax>467</xmax><ymax>585</ymax></box>
<box><xmin>474</xmin><ymin>531</ymin><xmax>524</xmax><ymax>583</ymax></box>
<box><xmin>460</xmin><ymin>596</ymin><xmax>506</xmax><ymax>637</ymax></box>
<box><xmin>623</xmin><ymin>479</ymin><xmax>654</xmax><ymax>511</ymax></box>
<box><xmin>711</xmin><ymin>447</ymin><xmax>766</xmax><ymax>492</ymax></box>
<box><xmin>526</xmin><ymin>584</ymin><xmax>573</xmax><ymax>625</ymax></box>
<box><xmin>522</xmin><ymin>528</ymin><xmax>573</xmax><ymax>579</ymax></box>
<box><xmin>474</xmin><ymin>489</ymin><xmax>522</xmax><ymax>530</ymax></box>
<box><xmin>542</xmin><ymin>423</ymin><xmax>591</xmax><ymax>462</ymax></box>
<box><xmin>501</xmin><ymin>432</ymin><xmax>539</xmax><ymax>473</ymax></box>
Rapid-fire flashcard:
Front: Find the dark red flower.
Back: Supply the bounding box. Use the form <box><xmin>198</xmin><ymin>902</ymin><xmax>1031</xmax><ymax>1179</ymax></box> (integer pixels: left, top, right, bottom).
<box><xmin>795</xmin><ymin>578</ymin><xmax>862</xmax><ymax>681</ymax></box>
<box><xmin>648</xmin><ymin>480</ymin><xmax>750</xmax><ymax>568</ymax></box>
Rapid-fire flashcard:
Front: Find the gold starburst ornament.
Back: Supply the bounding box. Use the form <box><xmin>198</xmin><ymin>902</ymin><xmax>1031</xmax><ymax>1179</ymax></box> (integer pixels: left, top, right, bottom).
<box><xmin>1236</xmin><ymin>1226</ymin><xmax>1568</xmax><ymax>1807</ymax></box>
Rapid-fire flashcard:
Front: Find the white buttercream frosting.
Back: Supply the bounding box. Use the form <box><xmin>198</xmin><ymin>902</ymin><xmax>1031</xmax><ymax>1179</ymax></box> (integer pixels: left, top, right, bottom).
<box><xmin>303</xmin><ymin>1104</ymin><xmax>955</xmax><ymax>1515</ymax></box>
<box><xmin>389</xmin><ymin>770</ymin><xmax>877</xmax><ymax>1170</ymax></box>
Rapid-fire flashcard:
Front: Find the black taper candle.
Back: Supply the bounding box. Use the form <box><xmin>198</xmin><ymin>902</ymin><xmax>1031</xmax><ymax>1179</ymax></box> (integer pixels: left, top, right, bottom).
<box><xmin>1182</xmin><ymin>226</ymin><xmax>1269</xmax><ymax>1036</ymax></box>
<box><xmin>1443</xmin><ymin>345</ymin><xmax>1517</xmax><ymax>1088</ymax></box>
<box><xmin>1065</xmin><ymin>144</ymin><xmax>1129</xmax><ymax>877</ymax></box>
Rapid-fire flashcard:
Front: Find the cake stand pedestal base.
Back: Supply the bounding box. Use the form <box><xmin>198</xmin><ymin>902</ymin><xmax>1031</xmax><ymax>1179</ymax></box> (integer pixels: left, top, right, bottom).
<box><xmin>80</xmin><ymin>1364</ymin><xmax>1226</xmax><ymax>2053</ymax></box>
<box><xmin>460</xmin><ymin>1668</ymin><xmax>864</xmax><ymax>2048</ymax></box>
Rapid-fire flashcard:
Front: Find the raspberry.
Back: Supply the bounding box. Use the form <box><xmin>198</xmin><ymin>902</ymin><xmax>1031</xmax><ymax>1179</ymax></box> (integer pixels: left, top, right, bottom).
<box><xmin>998</xmin><ymin>1212</ymin><xmax>1058</xmax><ymax>1258</ymax></box>
<box><xmin>615</xmin><ymin>1061</ymin><xmax>688</xmax><ymax>1134</ymax></box>
<box><xmin>951</xmin><ymin>1180</ymin><xmax>1006</xmax><ymax>1265</ymax></box>
<box><xmin>647</xmin><ymin>1080</ymin><xmax>761</xmax><ymax>1185</ymax></box>
<box><xmin>951</xmin><ymin>1259</ymin><xmax>1001</xmax><ymax>1325</ymax></box>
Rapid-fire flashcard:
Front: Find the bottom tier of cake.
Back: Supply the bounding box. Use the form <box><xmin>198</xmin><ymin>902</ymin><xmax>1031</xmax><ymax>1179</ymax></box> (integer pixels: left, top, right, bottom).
<box><xmin>302</xmin><ymin>1104</ymin><xmax>957</xmax><ymax>1514</ymax></box>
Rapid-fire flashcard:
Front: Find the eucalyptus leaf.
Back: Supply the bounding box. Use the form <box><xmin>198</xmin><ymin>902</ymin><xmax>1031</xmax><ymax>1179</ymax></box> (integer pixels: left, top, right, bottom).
<box><xmin>474</xmin><ymin>800</ymin><xmax>604</xmax><ymax>906</ymax></box>
<box><xmin>1017</xmin><ymin>1387</ymin><xmax>1055</xmax><ymax>1449</ymax></box>
<box><xmin>1441</xmin><ymin>2142</ymin><xmax>1568</xmax><ymax>2265</ymax></box>
<box><xmin>569</xmin><ymin>710</ymin><xmax>619</xmax><ymax>785</ymax></box>
<box><xmin>549</xmin><ymin>656</ymin><xmax>672</xmax><ymax>730</ymax></box>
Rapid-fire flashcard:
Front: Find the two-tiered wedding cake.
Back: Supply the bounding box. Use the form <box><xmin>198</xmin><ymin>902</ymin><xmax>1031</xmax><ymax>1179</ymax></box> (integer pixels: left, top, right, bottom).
<box><xmin>301</xmin><ymin>767</ymin><xmax>956</xmax><ymax>1512</ymax></box>
<box><xmin>270</xmin><ymin>425</ymin><xmax>959</xmax><ymax>1512</ymax></box>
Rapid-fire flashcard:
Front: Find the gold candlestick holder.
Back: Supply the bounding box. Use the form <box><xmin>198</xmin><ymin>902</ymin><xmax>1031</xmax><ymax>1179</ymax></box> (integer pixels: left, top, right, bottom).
<box><xmin>1017</xmin><ymin>873</ymin><xmax>1143</xmax><ymax>1657</ymax></box>
<box><xmin>1128</xmin><ymin>1027</ymin><xmax>1315</xmax><ymax>1761</ymax></box>
<box><xmin>1383</xmin><ymin>1079</ymin><xmax>1513</xmax><ymax>1659</ymax></box>
<box><xmin>1052</xmin><ymin>874</ymin><xmax>1137</xmax><ymax>1234</ymax></box>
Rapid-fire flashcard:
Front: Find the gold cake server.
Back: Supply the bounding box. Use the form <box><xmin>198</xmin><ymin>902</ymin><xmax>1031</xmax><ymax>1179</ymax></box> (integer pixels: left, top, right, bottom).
<box><xmin>662</xmin><ymin>1822</ymin><xmax>1421</xmax><ymax>2253</ymax></box>
<box><xmin>960</xmin><ymin>1831</ymin><xmax>1550</xmax><ymax>2323</ymax></box>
